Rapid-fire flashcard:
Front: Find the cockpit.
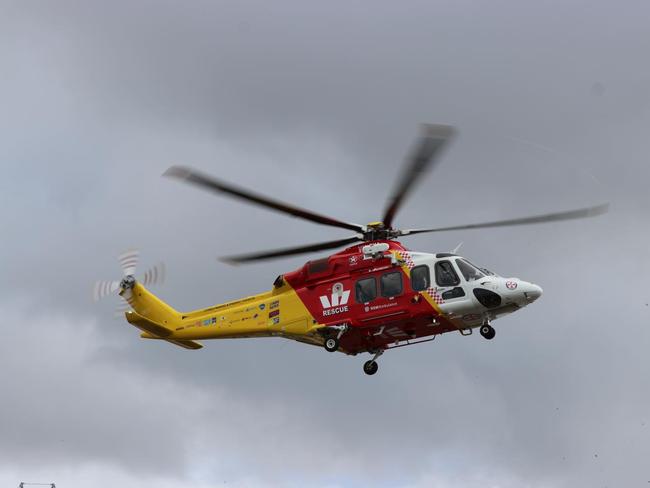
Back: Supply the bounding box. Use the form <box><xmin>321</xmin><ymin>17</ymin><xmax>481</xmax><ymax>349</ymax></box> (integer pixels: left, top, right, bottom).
<box><xmin>433</xmin><ymin>256</ymin><xmax>497</xmax><ymax>287</ymax></box>
<box><xmin>455</xmin><ymin>258</ymin><xmax>486</xmax><ymax>282</ymax></box>
<box><xmin>430</xmin><ymin>254</ymin><xmax>542</xmax><ymax>309</ymax></box>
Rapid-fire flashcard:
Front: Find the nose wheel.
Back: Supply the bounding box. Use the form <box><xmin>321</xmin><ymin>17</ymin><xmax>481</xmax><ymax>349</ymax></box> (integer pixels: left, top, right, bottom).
<box><xmin>363</xmin><ymin>350</ymin><xmax>384</xmax><ymax>375</ymax></box>
<box><xmin>480</xmin><ymin>324</ymin><xmax>496</xmax><ymax>340</ymax></box>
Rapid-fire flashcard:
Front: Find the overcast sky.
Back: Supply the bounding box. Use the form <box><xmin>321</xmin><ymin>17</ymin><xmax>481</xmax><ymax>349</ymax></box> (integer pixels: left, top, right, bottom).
<box><xmin>1</xmin><ymin>1</ymin><xmax>650</xmax><ymax>487</ymax></box>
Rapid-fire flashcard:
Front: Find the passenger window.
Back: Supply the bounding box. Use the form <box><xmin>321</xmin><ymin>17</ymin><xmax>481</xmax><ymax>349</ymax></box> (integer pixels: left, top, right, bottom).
<box><xmin>381</xmin><ymin>272</ymin><xmax>403</xmax><ymax>297</ymax></box>
<box><xmin>355</xmin><ymin>277</ymin><xmax>377</xmax><ymax>303</ymax></box>
<box><xmin>411</xmin><ymin>265</ymin><xmax>430</xmax><ymax>291</ymax></box>
<box><xmin>435</xmin><ymin>260</ymin><xmax>460</xmax><ymax>287</ymax></box>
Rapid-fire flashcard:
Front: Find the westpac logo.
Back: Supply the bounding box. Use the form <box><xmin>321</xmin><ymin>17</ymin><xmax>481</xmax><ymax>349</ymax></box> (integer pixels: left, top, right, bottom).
<box><xmin>319</xmin><ymin>282</ymin><xmax>350</xmax><ymax>317</ymax></box>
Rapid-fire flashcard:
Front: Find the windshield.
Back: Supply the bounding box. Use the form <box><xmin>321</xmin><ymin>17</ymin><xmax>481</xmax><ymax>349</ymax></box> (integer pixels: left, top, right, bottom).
<box><xmin>456</xmin><ymin>258</ymin><xmax>486</xmax><ymax>282</ymax></box>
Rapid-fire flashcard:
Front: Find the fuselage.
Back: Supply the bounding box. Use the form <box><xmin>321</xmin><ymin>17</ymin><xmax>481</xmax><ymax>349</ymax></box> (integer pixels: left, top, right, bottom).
<box><xmin>125</xmin><ymin>241</ymin><xmax>542</xmax><ymax>354</ymax></box>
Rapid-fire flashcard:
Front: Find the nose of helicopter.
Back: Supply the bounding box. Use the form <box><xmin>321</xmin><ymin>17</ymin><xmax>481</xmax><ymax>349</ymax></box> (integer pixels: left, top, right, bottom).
<box><xmin>524</xmin><ymin>283</ymin><xmax>543</xmax><ymax>302</ymax></box>
<box><xmin>502</xmin><ymin>279</ymin><xmax>543</xmax><ymax>306</ymax></box>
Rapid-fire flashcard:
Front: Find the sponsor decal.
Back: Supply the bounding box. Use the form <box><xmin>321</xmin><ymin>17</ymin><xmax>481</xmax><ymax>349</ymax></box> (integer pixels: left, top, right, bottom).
<box><xmin>203</xmin><ymin>319</ymin><xmax>211</xmax><ymax>326</ymax></box>
<box><xmin>270</xmin><ymin>300</ymin><xmax>279</xmax><ymax>310</ymax></box>
<box><xmin>211</xmin><ymin>317</ymin><xmax>217</xmax><ymax>324</ymax></box>
<box><xmin>259</xmin><ymin>303</ymin><xmax>266</xmax><ymax>310</ymax></box>
<box><xmin>319</xmin><ymin>282</ymin><xmax>350</xmax><ymax>317</ymax></box>
<box><xmin>349</xmin><ymin>255</ymin><xmax>358</xmax><ymax>265</ymax></box>
<box><xmin>506</xmin><ymin>281</ymin><xmax>518</xmax><ymax>290</ymax></box>
<box><xmin>268</xmin><ymin>309</ymin><xmax>280</xmax><ymax>318</ymax></box>
<box><xmin>268</xmin><ymin>316</ymin><xmax>281</xmax><ymax>325</ymax></box>
<box><xmin>367</xmin><ymin>302</ymin><xmax>398</xmax><ymax>312</ymax></box>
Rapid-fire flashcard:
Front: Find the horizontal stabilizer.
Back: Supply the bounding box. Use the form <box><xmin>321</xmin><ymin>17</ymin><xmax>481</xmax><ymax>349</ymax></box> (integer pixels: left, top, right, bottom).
<box><xmin>140</xmin><ymin>333</ymin><xmax>203</xmax><ymax>350</ymax></box>
<box><xmin>165</xmin><ymin>339</ymin><xmax>203</xmax><ymax>350</ymax></box>
<box><xmin>125</xmin><ymin>311</ymin><xmax>172</xmax><ymax>338</ymax></box>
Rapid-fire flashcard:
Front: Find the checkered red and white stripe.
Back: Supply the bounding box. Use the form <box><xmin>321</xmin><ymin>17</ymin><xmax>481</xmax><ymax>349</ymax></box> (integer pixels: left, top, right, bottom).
<box><xmin>397</xmin><ymin>251</ymin><xmax>415</xmax><ymax>269</ymax></box>
<box><xmin>397</xmin><ymin>252</ymin><xmax>445</xmax><ymax>305</ymax></box>
<box><xmin>425</xmin><ymin>286</ymin><xmax>445</xmax><ymax>305</ymax></box>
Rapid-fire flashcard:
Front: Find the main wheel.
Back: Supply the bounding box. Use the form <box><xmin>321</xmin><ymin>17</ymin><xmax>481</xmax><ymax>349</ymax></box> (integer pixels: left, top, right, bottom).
<box><xmin>480</xmin><ymin>324</ymin><xmax>496</xmax><ymax>340</ymax></box>
<box><xmin>363</xmin><ymin>360</ymin><xmax>379</xmax><ymax>375</ymax></box>
<box><xmin>324</xmin><ymin>337</ymin><xmax>339</xmax><ymax>352</ymax></box>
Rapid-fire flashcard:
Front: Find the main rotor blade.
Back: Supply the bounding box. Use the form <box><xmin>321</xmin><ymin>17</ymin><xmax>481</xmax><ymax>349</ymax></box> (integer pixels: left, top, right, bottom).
<box><xmin>220</xmin><ymin>236</ymin><xmax>363</xmax><ymax>265</ymax></box>
<box><xmin>401</xmin><ymin>203</ymin><xmax>609</xmax><ymax>236</ymax></box>
<box><xmin>382</xmin><ymin>124</ymin><xmax>456</xmax><ymax>229</ymax></box>
<box><xmin>164</xmin><ymin>166</ymin><xmax>365</xmax><ymax>233</ymax></box>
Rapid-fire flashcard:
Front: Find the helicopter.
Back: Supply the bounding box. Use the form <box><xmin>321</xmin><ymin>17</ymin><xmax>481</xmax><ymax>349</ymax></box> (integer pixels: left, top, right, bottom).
<box><xmin>94</xmin><ymin>124</ymin><xmax>608</xmax><ymax>375</ymax></box>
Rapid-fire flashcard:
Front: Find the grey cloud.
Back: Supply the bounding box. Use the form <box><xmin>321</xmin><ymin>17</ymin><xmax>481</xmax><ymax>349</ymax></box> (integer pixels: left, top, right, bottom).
<box><xmin>1</xmin><ymin>1</ymin><xmax>650</xmax><ymax>487</ymax></box>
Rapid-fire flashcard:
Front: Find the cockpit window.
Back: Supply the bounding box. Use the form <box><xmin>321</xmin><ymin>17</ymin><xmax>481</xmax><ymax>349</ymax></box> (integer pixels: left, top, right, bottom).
<box><xmin>435</xmin><ymin>260</ymin><xmax>460</xmax><ymax>287</ymax></box>
<box><xmin>456</xmin><ymin>258</ymin><xmax>486</xmax><ymax>282</ymax></box>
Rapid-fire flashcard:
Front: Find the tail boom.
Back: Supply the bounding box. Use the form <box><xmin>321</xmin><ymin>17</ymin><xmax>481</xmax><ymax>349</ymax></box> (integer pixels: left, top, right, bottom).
<box><xmin>120</xmin><ymin>280</ymin><xmax>322</xmax><ymax>349</ymax></box>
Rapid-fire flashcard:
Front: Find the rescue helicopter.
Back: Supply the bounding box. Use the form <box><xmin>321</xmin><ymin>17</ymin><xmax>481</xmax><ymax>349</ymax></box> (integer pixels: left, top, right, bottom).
<box><xmin>94</xmin><ymin>124</ymin><xmax>608</xmax><ymax>375</ymax></box>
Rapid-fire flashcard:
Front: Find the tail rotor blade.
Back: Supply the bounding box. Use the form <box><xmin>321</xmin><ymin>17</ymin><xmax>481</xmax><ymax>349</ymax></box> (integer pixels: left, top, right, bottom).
<box><xmin>93</xmin><ymin>280</ymin><xmax>121</xmax><ymax>302</ymax></box>
<box><xmin>142</xmin><ymin>262</ymin><xmax>166</xmax><ymax>286</ymax></box>
<box><xmin>114</xmin><ymin>299</ymin><xmax>132</xmax><ymax>318</ymax></box>
<box><xmin>118</xmin><ymin>249</ymin><xmax>140</xmax><ymax>276</ymax></box>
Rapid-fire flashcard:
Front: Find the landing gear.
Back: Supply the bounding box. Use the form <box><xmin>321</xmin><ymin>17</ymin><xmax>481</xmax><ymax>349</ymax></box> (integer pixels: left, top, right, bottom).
<box><xmin>363</xmin><ymin>360</ymin><xmax>379</xmax><ymax>375</ymax></box>
<box><xmin>480</xmin><ymin>324</ymin><xmax>496</xmax><ymax>340</ymax></box>
<box><xmin>363</xmin><ymin>350</ymin><xmax>384</xmax><ymax>375</ymax></box>
<box><xmin>323</xmin><ymin>324</ymin><xmax>348</xmax><ymax>352</ymax></box>
<box><xmin>324</xmin><ymin>337</ymin><xmax>339</xmax><ymax>352</ymax></box>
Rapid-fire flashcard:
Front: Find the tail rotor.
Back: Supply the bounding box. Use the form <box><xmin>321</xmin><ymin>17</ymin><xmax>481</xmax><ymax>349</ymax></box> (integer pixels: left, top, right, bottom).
<box><xmin>93</xmin><ymin>250</ymin><xmax>166</xmax><ymax>317</ymax></box>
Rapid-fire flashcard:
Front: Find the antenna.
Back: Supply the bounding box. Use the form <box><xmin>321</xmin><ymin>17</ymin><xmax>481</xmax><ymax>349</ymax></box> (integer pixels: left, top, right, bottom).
<box><xmin>451</xmin><ymin>241</ymin><xmax>464</xmax><ymax>254</ymax></box>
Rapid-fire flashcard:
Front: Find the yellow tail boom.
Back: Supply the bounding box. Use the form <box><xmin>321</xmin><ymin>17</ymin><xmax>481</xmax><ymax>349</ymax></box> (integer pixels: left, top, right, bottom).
<box><xmin>119</xmin><ymin>279</ymin><xmax>323</xmax><ymax>350</ymax></box>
